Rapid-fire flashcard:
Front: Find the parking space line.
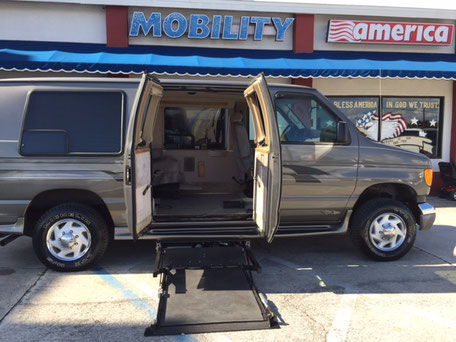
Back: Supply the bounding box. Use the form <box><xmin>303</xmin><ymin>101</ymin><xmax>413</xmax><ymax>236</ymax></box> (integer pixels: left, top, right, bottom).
<box><xmin>212</xmin><ymin>335</ymin><xmax>233</xmax><ymax>342</ymax></box>
<box><xmin>263</xmin><ymin>256</ymin><xmax>313</xmax><ymax>271</ymax></box>
<box><xmin>95</xmin><ymin>269</ymin><xmax>200</xmax><ymax>341</ymax></box>
<box><xmin>326</xmin><ymin>289</ymin><xmax>358</xmax><ymax>342</ymax></box>
<box><xmin>263</xmin><ymin>256</ymin><xmax>359</xmax><ymax>342</ymax></box>
<box><xmin>115</xmin><ymin>274</ymin><xmax>159</xmax><ymax>302</ymax></box>
<box><xmin>94</xmin><ymin>269</ymin><xmax>157</xmax><ymax>320</ymax></box>
<box><xmin>175</xmin><ymin>336</ymin><xmax>200</xmax><ymax>342</ymax></box>
<box><xmin>404</xmin><ymin>307</ymin><xmax>456</xmax><ymax>329</ymax></box>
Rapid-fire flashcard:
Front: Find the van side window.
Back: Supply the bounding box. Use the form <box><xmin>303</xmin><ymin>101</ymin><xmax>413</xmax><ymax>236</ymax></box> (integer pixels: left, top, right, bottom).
<box><xmin>20</xmin><ymin>91</ymin><xmax>124</xmax><ymax>155</ymax></box>
<box><xmin>276</xmin><ymin>96</ymin><xmax>338</xmax><ymax>144</ymax></box>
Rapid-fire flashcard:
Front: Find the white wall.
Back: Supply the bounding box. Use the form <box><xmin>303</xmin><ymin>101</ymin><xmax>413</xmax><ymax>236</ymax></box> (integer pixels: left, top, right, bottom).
<box><xmin>15</xmin><ymin>0</ymin><xmax>456</xmax><ymax>20</ymax></box>
<box><xmin>314</xmin><ymin>14</ymin><xmax>456</xmax><ymax>54</ymax></box>
<box><xmin>0</xmin><ymin>1</ymin><xmax>106</xmax><ymax>44</ymax></box>
<box><xmin>313</xmin><ymin>77</ymin><xmax>453</xmax><ymax>170</ymax></box>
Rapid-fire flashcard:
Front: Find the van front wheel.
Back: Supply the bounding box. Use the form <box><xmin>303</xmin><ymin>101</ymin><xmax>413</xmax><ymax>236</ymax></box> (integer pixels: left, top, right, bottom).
<box><xmin>32</xmin><ymin>204</ymin><xmax>109</xmax><ymax>272</ymax></box>
<box><xmin>349</xmin><ymin>199</ymin><xmax>416</xmax><ymax>261</ymax></box>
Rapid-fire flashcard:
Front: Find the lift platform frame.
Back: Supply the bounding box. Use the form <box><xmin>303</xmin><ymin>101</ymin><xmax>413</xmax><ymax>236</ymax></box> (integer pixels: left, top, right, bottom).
<box><xmin>145</xmin><ymin>241</ymin><xmax>279</xmax><ymax>336</ymax></box>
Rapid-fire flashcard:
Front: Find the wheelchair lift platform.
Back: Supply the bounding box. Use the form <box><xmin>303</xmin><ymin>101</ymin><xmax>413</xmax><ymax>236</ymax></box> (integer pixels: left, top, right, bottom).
<box><xmin>145</xmin><ymin>241</ymin><xmax>279</xmax><ymax>336</ymax></box>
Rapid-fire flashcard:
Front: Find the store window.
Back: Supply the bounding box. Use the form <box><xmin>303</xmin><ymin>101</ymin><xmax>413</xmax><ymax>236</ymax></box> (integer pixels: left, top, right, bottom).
<box><xmin>329</xmin><ymin>96</ymin><xmax>442</xmax><ymax>158</ymax></box>
<box><xmin>381</xmin><ymin>97</ymin><xmax>441</xmax><ymax>158</ymax></box>
<box><xmin>164</xmin><ymin>106</ymin><xmax>227</xmax><ymax>150</ymax></box>
<box><xmin>330</xmin><ymin>97</ymin><xmax>380</xmax><ymax>139</ymax></box>
<box><xmin>21</xmin><ymin>91</ymin><xmax>124</xmax><ymax>155</ymax></box>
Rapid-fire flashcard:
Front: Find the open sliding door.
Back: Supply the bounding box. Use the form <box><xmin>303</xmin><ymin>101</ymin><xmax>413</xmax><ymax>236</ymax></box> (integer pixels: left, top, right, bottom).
<box><xmin>124</xmin><ymin>75</ymin><xmax>163</xmax><ymax>240</ymax></box>
<box><xmin>244</xmin><ymin>73</ymin><xmax>282</xmax><ymax>243</ymax></box>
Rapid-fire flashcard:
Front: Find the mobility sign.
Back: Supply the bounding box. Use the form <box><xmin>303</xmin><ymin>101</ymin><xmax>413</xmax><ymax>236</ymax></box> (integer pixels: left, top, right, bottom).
<box><xmin>327</xmin><ymin>20</ymin><xmax>454</xmax><ymax>45</ymax></box>
<box><xmin>130</xmin><ymin>12</ymin><xmax>294</xmax><ymax>41</ymax></box>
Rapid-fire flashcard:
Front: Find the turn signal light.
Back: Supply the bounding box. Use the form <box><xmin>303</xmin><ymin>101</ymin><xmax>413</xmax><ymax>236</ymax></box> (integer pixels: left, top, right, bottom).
<box><xmin>424</xmin><ymin>169</ymin><xmax>433</xmax><ymax>187</ymax></box>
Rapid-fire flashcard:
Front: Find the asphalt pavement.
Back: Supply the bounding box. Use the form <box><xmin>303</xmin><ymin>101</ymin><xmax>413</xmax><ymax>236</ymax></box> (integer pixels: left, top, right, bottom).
<box><xmin>0</xmin><ymin>197</ymin><xmax>455</xmax><ymax>341</ymax></box>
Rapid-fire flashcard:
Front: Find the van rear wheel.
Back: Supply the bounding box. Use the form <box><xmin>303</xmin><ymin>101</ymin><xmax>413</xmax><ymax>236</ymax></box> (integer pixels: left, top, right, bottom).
<box><xmin>349</xmin><ymin>199</ymin><xmax>416</xmax><ymax>261</ymax></box>
<box><xmin>32</xmin><ymin>203</ymin><xmax>109</xmax><ymax>272</ymax></box>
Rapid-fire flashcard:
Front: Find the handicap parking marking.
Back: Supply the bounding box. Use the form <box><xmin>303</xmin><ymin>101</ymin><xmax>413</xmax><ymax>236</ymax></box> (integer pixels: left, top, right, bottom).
<box><xmin>95</xmin><ymin>268</ymin><xmax>201</xmax><ymax>341</ymax></box>
<box><xmin>94</xmin><ymin>268</ymin><xmax>157</xmax><ymax>320</ymax></box>
<box><xmin>115</xmin><ymin>273</ymin><xmax>160</xmax><ymax>302</ymax></box>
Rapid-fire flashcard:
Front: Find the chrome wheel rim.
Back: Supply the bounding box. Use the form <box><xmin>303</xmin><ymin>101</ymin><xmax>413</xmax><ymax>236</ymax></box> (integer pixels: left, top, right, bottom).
<box><xmin>369</xmin><ymin>212</ymin><xmax>407</xmax><ymax>252</ymax></box>
<box><xmin>46</xmin><ymin>219</ymin><xmax>92</xmax><ymax>261</ymax></box>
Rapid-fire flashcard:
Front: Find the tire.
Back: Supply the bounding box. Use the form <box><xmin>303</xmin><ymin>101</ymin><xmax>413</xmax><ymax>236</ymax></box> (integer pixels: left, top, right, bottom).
<box><xmin>349</xmin><ymin>198</ymin><xmax>416</xmax><ymax>261</ymax></box>
<box><xmin>450</xmin><ymin>190</ymin><xmax>456</xmax><ymax>201</ymax></box>
<box><xmin>32</xmin><ymin>203</ymin><xmax>109</xmax><ymax>272</ymax></box>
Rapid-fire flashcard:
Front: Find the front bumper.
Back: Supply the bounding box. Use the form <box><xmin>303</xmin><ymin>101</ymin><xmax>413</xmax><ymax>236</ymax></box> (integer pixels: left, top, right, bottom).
<box><xmin>417</xmin><ymin>203</ymin><xmax>436</xmax><ymax>231</ymax></box>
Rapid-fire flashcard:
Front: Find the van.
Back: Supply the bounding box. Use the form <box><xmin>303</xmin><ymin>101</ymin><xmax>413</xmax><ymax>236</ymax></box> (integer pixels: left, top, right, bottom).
<box><xmin>0</xmin><ymin>74</ymin><xmax>435</xmax><ymax>271</ymax></box>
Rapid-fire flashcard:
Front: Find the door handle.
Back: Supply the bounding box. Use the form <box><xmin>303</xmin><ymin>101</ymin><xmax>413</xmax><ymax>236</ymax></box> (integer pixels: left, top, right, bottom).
<box><xmin>125</xmin><ymin>166</ymin><xmax>132</xmax><ymax>184</ymax></box>
<box><xmin>143</xmin><ymin>184</ymin><xmax>151</xmax><ymax>196</ymax></box>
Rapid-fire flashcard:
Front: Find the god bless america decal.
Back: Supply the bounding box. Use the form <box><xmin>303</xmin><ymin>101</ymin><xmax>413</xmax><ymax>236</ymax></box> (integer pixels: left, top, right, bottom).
<box><xmin>327</xmin><ymin>20</ymin><xmax>454</xmax><ymax>45</ymax></box>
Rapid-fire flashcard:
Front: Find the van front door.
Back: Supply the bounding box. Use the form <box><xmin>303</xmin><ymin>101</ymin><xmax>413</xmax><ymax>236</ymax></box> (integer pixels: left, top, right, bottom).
<box><xmin>124</xmin><ymin>75</ymin><xmax>163</xmax><ymax>240</ymax></box>
<box><xmin>244</xmin><ymin>74</ymin><xmax>282</xmax><ymax>243</ymax></box>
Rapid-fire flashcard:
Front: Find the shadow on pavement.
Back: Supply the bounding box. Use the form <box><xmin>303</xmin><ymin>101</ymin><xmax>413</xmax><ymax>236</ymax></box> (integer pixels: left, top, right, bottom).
<box><xmin>91</xmin><ymin>232</ymin><xmax>456</xmax><ymax>296</ymax></box>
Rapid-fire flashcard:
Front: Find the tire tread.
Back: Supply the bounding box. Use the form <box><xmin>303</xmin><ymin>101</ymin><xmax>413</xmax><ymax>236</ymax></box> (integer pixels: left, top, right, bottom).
<box><xmin>32</xmin><ymin>203</ymin><xmax>109</xmax><ymax>272</ymax></box>
<box><xmin>349</xmin><ymin>198</ymin><xmax>416</xmax><ymax>261</ymax></box>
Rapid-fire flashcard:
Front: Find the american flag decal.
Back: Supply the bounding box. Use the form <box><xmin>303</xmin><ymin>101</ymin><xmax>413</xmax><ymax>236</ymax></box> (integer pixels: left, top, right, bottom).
<box><xmin>327</xmin><ymin>20</ymin><xmax>358</xmax><ymax>43</ymax></box>
<box><xmin>356</xmin><ymin>111</ymin><xmax>408</xmax><ymax>140</ymax></box>
<box><xmin>381</xmin><ymin>112</ymin><xmax>408</xmax><ymax>138</ymax></box>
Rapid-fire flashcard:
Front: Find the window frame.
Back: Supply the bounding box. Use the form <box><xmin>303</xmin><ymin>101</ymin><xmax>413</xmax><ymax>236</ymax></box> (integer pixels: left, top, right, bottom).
<box><xmin>273</xmin><ymin>92</ymin><xmax>349</xmax><ymax>146</ymax></box>
<box><xmin>19</xmin><ymin>88</ymin><xmax>126</xmax><ymax>157</ymax></box>
<box><xmin>328</xmin><ymin>95</ymin><xmax>444</xmax><ymax>159</ymax></box>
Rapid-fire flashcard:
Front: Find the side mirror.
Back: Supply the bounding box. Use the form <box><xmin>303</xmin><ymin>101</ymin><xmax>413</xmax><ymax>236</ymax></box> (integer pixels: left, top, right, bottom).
<box><xmin>337</xmin><ymin>121</ymin><xmax>349</xmax><ymax>143</ymax></box>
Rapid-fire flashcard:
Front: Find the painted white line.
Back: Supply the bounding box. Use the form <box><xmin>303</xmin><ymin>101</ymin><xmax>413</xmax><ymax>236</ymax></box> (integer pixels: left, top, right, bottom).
<box><xmin>326</xmin><ymin>289</ymin><xmax>359</xmax><ymax>342</ymax></box>
<box><xmin>213</xmin><ymin>335</ymin><xmax>233</xmax><ymax>342</ymax></box>
<box><xmin>0</xmin><ymin>140</ymin><xmax>18</xmax><ymax>143</ymax></box>
<box><xmin>265</xmin><ymin>255</ymin><xmax>359</xmax><ymax>341</ymax></box>
<box><xmin>116</xmin><ymin>274</ymin><xmax>160</xmax><ymax>302</ymax></box>
<box><xmin>405</xmin><ymin>307</ymin><xmax>456</xmax><ymax>329</ymax></box>
<box><xmin>413</xmin><ymin>263</ymin><xmax>456</xmax><ymax>267</ymax></box>
<box><xmin>263</xmin><ymin>256</ymin><xmax>312</xmax><ymax>271</ymax></box>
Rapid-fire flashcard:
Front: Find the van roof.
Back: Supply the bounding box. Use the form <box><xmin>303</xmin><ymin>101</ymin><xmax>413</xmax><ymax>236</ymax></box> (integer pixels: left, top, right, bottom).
<box><xmin>0</xmin><ymin>77</ymin><xmax>313</xmax><ymax>90</ymax></box>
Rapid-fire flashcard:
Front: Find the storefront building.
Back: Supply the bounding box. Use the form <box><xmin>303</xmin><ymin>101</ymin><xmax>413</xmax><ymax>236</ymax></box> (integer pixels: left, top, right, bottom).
<box><xmin>1</xmin><ymin>0</ymin><xmax>456</xmax><ymax>194</ymax></box>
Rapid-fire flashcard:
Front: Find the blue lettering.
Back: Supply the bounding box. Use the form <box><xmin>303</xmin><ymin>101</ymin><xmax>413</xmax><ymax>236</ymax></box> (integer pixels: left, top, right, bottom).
<box><xmin>163</xmin><ymin>12</ymin><xmax>188</xmax><ymax>38</ymax></box>
<box><xmin>239</xmin><ymin>16</ymin><xmax>250</xmax><ymax>40</ymax></box>
<box><xmin>222</xmin><ymin>16</ymin><xmax>238</xmax><ymax>40</ymax></box>
<box><xmin>188</xmin><ymin>14</ymin><xmax>210</xmax><ymax>39</ymax></box>
<box><xmin>211</xmin><ymin>15</ymin><xmax>222</xmax><ymax>39</ymax></box>
<box><xmin>250</xmin><ymin>17</ymin><xmax>271</xmax><ymax>40</ymax></box>
<box><xmin>129</xmin><ymin>12</ymin><xmax>161</xmax><ymax>37</ymax></box>
<box><xmin>272</xmin><ymin>17</ymin><xmax>294</xmax><ymax>41</ymax></box>
<box><xmin>129</xmin><ymin>12</ymin><xmax>290</xmax><ymax>42</ymax></box>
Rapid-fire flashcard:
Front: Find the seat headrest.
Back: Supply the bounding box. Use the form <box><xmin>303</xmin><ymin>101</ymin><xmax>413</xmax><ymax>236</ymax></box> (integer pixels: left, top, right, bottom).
<box><xmin>231</xmin><ymin>111</ymin><xmax>244</xmax><ymax>124</ymax></box>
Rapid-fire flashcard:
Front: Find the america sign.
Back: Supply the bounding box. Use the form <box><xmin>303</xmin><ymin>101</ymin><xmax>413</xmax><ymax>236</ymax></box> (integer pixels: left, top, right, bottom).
<box><xmin>327</xmin><ymin>20</ymin><xmax>454</xmax><ymax>45</ymax></box>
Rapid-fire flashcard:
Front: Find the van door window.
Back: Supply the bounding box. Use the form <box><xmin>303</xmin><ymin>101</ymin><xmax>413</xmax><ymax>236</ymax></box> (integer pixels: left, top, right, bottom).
<box><xmin>20</xmin><ymin>91</ymin><xmax>124</xmax><ymax>155</ymax></box>
<box><xmin>276</xmin><ymin>96</ymin><xmax>338</xmax><ymax>144</ymax></box>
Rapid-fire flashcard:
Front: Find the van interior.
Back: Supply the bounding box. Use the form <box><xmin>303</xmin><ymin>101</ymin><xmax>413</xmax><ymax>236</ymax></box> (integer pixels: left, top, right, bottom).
<box><xmin>149</xmin><ymin>88</ymin><xmax>255</xmax><ymax>222</ymax></box>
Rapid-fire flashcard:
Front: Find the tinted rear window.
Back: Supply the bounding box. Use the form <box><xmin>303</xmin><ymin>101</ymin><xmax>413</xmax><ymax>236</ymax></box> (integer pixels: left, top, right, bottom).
<box><xmin>21</xmin><ymin>91</ymin><xmax>124</xmax><ymax>155</ymax></box>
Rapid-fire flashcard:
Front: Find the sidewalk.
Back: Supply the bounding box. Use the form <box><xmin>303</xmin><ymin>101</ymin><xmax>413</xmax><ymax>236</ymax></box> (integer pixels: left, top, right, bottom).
<box><xmin>415</xmin><ymin>196</ymin><xmax>456</xmax><ymax>265</ymax></box>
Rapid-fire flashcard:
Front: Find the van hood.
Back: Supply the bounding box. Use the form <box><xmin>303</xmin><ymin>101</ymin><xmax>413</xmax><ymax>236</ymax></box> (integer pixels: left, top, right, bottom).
<box><xmin>359</xmin><ymin>138</ymin><xmax>432</xmax><ymax>169</ymax></box>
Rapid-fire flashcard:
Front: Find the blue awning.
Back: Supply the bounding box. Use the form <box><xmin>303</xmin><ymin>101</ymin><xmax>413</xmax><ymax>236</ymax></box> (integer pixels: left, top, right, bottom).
<box><xmin>2</xmin><ymin>40</ymin><xmax>456</xmax><ymax>79</ymax></box>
